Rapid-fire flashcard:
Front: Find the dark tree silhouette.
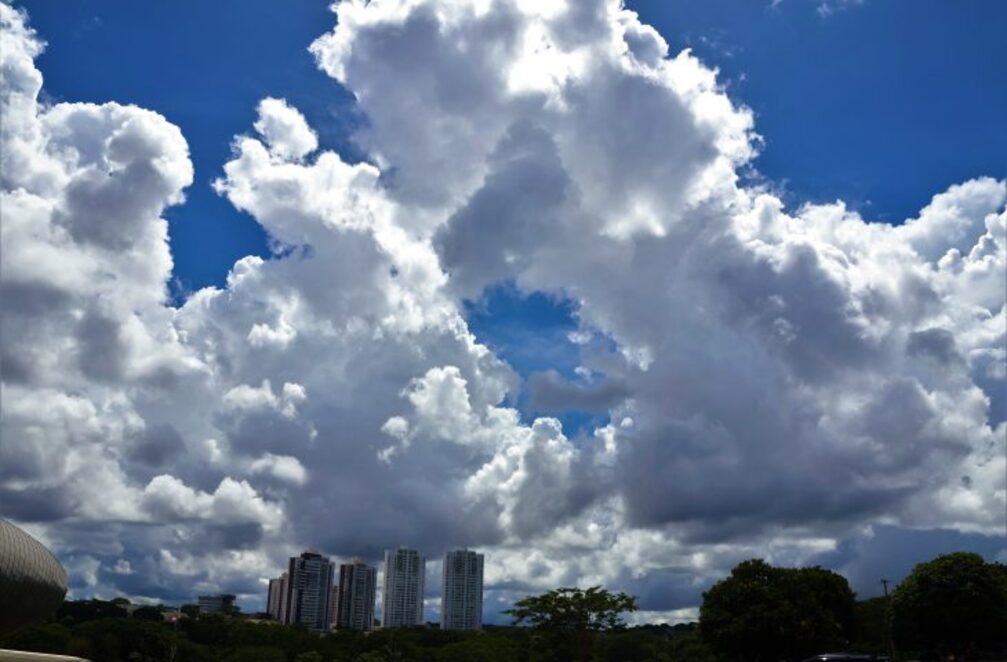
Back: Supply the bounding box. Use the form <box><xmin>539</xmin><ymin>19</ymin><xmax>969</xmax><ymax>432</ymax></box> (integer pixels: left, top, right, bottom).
<box><xmin>131</xmin><ymin>605</ymin><xmax>165</xmax><ymax>622</ymax></box>
<box><xmin>699</xmin><ymin>559</ymin><xmax>856</xmax><ymax>661</ymax></box>
<box><xmin>891</xmin><ymin>552</ymin><xmax>1007</xmax><ymax>660</ymax></box>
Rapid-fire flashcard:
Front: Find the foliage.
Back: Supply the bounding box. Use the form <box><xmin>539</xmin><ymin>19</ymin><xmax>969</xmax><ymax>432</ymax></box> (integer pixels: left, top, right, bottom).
<box><xmin>0</xmin><ymin>622</ymin><xmax>72</xmax><ymax>654</ymax></box>
<box><xmin>354</xmin><ymin>653</ymin><xmax>387</xmax><ymax>662</ymax></box>
<box><xmin>663</xmin><ymin>624</ymin><xmax>719</xmax><ymax>662</ymax></box>
<box><xmin>180</xmin><ymin>603</ymin><xmax>201</xmax><ymax>618</ymax></box>
<box><xmin>71</xmin><ymin>618</ymin><xmax>176</xmax><ymax>661</ymax></box>
<box><xmin>505</xmin><ymin>586</ymin><xmax>638</xmax><ymax>661</ymax></box>
<box><xmin>293</xmin><ymin>651</ymin><xmax>324</xmax><ymax>662</ymax></box>
<box><xmin>132</xmin><ymin>605</ymin><xmax>166</xmax><ymax>622</ymax></box>
<box><xmin>223</xmin><ymin>644</ymin><xmax>287</xmax><ymax>662</ymax></box>
<box><xmin>891</xmin><ymin>551</ymin><xmax>1007</xmax><ymax>659</ymax></box>
<box><xmin>56</xmin><ymin>598</ymin><xmax>128</xmax><ymax>624</ymax></box>
<box><xmin>699</xmin><ymin>558</ymin><xmax>857</xmax><ymax>662</ymax></box>
<box><xmin>505</xmin><ymin>586</ymin><xmax>638</xmax><ymax>632</ymax></box>
<box><xmin>850</xmin><ymin>596</ymin><xmax>890</xmax><ymax>654</ymax></box>
<box><xmin>433</xmin><ymin>634</ymin><xmax>523</xmax><ymax>661</ymax></box>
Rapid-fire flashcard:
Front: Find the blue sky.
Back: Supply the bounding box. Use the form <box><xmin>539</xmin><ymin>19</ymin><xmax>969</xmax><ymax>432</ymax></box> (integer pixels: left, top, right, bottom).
<box><xmin>4</xmin><ymin>0</ymin><xmax>1005</xmax><ymax>616</ymax></box>
<box><xmin>22</xmin><ymin>0</ymin><xmax>1007</xmax><ymax>294</ymax></box>
<box><xmin>22</xmin><ymin>0</ymin><xmax>1007</xmax><ymax>390</ymax></box>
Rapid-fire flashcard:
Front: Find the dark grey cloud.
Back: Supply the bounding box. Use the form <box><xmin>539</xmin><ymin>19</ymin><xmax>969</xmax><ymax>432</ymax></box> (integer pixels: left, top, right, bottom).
<box><xmin>0</xmin><ymin>486</ymin><xmax>78</xmax><ymax>522</ymax></box>
<box><xmin>525</xmin><ymin>369</ymin><xmax>631</xmax><ymax>414</ymax></box>
<box><xmin>126</xmin><ymin>423</ymin><xmax>186</xmax><ymax>468</ymax></box>
<box><xmin>436</xmin><ymin>121</ymin><xmax>571</xmax><ymax>297</ymax></box>
<box><xmin>810</xmin><ymin>525</ymin><xmax>1007</xmax><ymax>599</ymax></box>
<box><xmin>907</xmin><ymin>327</ymin><xmax>961</xmax><ymax>365</ymax></box>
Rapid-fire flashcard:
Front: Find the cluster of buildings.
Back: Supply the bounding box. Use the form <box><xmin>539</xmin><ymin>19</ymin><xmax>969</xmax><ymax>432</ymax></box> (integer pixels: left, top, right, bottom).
<box><xmin>197</xmin><ymin>593</ymin><xmax>236</xmax><ymax>614</ymax></box>
<box><xmin>266</xmin><ymin>548</ymin><xmax>484</xmax><ymax>632</ymax></box>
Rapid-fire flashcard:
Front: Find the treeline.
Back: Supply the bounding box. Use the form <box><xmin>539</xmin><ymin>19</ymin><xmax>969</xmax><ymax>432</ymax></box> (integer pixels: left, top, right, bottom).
<box><xmin>2</xmin><ymin>551</ymin><xmax>1004</xmax><ymax>661</ymax></box>
<box><xmin>0</xmin><ymin>613</ymin><xmax>705</xmax><ymax>662</ymax></box>
<box><xmin>700</xmin><ymin>552</ymin><xmax>1007</xmax><ymax>661</ymax></box>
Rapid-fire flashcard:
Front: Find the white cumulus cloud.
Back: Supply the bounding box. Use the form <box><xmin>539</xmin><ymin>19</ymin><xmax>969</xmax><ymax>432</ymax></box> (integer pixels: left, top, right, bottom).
<box><xmin>1</xmin><ymin>0</ymin><xmax>1003</xmax><ymax>619</ymax></box>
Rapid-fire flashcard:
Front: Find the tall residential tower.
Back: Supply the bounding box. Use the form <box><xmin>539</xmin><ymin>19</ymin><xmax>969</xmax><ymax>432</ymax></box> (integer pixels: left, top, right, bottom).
<box><xmin>440</xmin><ymin>549</ymin><xmax>483</xmax><ymax>631</ymax></box>
<box><xmin>281</xmin><ymin>551</ymin><xmax>335</xmax><ymax>631</ymax></box>
<box><xmin>336</xmin><ymin>560</ymin><xmax>377</xmax><ymax>631</ymax></box>
<box><xmin>381</xmin><ymin>547</ymin><xmax>425</xmax><ymax>627</ymax></box>
<box><xmin>266</xmin><ymin>573</ymin><xmax>288</xmax><ymax>622</ymax></box>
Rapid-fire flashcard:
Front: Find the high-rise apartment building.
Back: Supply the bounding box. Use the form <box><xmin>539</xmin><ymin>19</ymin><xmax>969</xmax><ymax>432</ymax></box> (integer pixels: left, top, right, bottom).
<box><xmin>329</xmin><ymin>584</ymin><xmax>339</xmax><ymax>630</ymax></box>
<box><xmin>266</xmin><ymin>573</ymin><xmax>288</xmax><ymax>621</ymax></box>
<box><xmin>441</xmin><ymin>549</ymin><xmax>483</xmax><ymax>631</ymax></box>
<box><xmin>381</xmin><ymin>547</ymin><xmax>425</xmax><ymax>628</ymax></box>
<box><xmin>281</xmin><ymin>551</ymin><xmax>335</xmax><ymax>631</ymax></box>
<box><xmin>335</xmin><ymin>560</ymin><xmax>377</xmax><ymax>631</ymax></box>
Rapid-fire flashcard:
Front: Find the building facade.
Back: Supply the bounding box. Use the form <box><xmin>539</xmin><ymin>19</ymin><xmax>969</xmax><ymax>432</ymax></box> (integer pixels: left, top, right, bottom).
<box><xmin>282</xmin><ymin>551</ymin><xmax>335</xmax><ymax>631</ymax></box>
<box><xmin>381</xmin><ymin>547</ymin><xmax>425</xmax><ymax>628</ymax></box>
<box><xmin>266</xmin><ymin>573</ymin><xmax>288</xmax><ymax>621</ymax></box>
<box><xmin>440</xmin><ymin>549</ymin><xmax>483</xmax><ymax>631</ymax></box>
<box><xmin>335</xmin><ymin>560</ymin><xmax>377</xmax><ymax>631</ymax></box>
<box><xmin>329</xmin><ymin>584</ymin><xmax>339</xmax><ymax>630</ymax></box>
<box><xmin>197</xmin><ymin>593</ymin><xmax>236</xmax><ymax>614</ymax></box>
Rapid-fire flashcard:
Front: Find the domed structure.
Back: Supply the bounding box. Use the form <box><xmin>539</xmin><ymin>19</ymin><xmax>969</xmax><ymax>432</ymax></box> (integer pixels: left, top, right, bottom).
<box><xmin>0</xmin><ymin>520</ymin><xmax>68</xmax><ymax>635</ymax></box>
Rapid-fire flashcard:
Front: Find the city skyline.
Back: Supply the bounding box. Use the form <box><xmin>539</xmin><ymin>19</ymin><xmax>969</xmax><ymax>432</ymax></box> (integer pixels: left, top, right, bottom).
<box><xmin>265</xmin><ymin>547</ymin><xmax>485</xmax><ymax>630</ymax></box>
<box><xmin>1</xmin><ymin>0</ymin><xmax>1004</xmax><ymax>626</ymax></box>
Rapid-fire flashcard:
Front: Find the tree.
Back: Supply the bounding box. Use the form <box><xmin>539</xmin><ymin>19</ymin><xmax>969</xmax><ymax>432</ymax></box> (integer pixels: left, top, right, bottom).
<box><xmin>74</xmin><ymin>618</ymin><xmax>175</xmax><ymax>661</ymax></box>
<box><xmin>57</xmin><ymin>599</ymin><xmax>128</xmax><ymax>624</ymax></box>
<box><xmin>891</xmin><ymin>552</ymin><xmax>1007</xmax><ymax>660</ymax></box>
<box><xmin>505</xmin><ymin>586</ymin><xmax>638</xmax><ymax>661</ymax></box>
<box><xmin>0</xmin><ymin>623</ymin><xmax>71</xmax><ymax>655</ymax></box>
<box><xmin>699</xmin><ymin>559</ymin><xmax>856</xmax><ymax>662</ymax></box>
<box><xmin>223</xmin><ymin>645</ymin><xmax>286</xmax><ymax>662</ymax></box>
<box><xmin>132</xmin><ymin>605</ymin><xmax>165</xmax><ymax>622</ymax></box>
<box><xmin>294</xmin><ymin>651</ymin><xmax>324</xmax><ymax>662</ymax></box>
<box><xmin>355</xmin><ymin>653</ymin><xmax>386</xmax><ymax>662</ymax></box>
<box><xmin>434</xmin><ymin>635</ymin><xmax>523</xmax><ymax>662</ymax></box>
<box><xmin>850</xmin><ymin>597</ymin><xmax>889</xmax><ymax>653</ymax></box>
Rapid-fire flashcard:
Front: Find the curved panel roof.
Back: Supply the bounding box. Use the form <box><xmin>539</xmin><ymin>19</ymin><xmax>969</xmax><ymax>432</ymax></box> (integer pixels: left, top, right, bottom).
<box><xmin>0</xmin><ymin>520</ymin><xmax>69</xmax><ymax>635</ymax></box>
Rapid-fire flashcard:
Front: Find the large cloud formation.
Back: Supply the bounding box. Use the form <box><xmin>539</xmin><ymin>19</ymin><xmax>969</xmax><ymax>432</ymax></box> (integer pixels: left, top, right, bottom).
<box><xmin>1</xmin><ymin>0</ymin><xmax>1004</xmax><ymax>620</ymax></box>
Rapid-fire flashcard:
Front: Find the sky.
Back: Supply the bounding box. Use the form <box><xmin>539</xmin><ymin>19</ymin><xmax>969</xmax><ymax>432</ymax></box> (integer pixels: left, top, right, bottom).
<box><xmin>1</xmin><ymin>0</ymin><xmax>1005</xmax><ymax>622</ymax></box>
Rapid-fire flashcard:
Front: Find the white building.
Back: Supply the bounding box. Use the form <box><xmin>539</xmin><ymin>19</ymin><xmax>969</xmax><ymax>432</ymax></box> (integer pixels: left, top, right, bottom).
<box><xmin>440</xmin><ymin>549</ymin><xmax>483</xmax><ymax>631</ymax></box>
<box><xmin>381</xmin><ymin>547</ymin><xmax>425</xmax><ymax>628</ymax></box>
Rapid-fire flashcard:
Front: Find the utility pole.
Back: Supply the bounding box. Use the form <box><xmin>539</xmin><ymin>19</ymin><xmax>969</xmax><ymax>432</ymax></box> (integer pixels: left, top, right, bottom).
<box><xmin>881</xmin><ymin>579</ymin><xmax>896</xmax><ymax>661</ymax></box>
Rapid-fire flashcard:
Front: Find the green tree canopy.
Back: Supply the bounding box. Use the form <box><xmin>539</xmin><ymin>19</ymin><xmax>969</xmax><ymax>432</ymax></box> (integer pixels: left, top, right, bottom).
<box><xmin>180</xmin><ymin>603</ymin><xmax>200</xmax><ymax>619</ymax></box>
<box><xmin>505</xmin><ymin>586</ymin><xmax>638</xmax><ymax>632</ymax></box>
<box><xmin>891</xmin><ymin>551</ymin><xmax>1007</xmax><ymax>659</ymax></box>
<box><xmin>293</xmin><ymin>651</ymin><xmax>324</xmax><ymax>662</ymax></box>
<box><xmin>505</xmin><ymin>586</ymin><xmax>638</xmax><ymax>662</ymax></box>
<box><xmin>699</xmin><ymin>559</ymin><xmax>856</xmax><ymax>662</ymax></box>
<box><xmin>131</xmin><ymin>605</ymin><xmax>165</xmax><ymax>622</ymax></box>
<box><xmin>57</xmin><ymin>598</ymin><xmax>128</xmax><ymax>624</ymax></box>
